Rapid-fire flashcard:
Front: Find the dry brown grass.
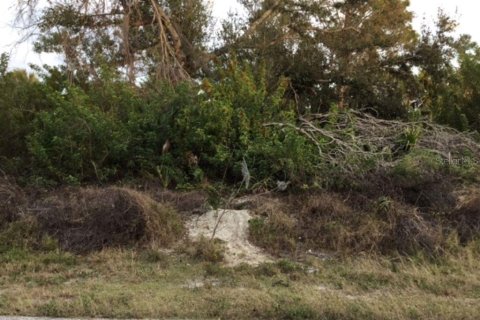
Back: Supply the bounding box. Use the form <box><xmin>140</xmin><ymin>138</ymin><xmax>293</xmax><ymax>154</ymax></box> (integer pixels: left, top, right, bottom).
<box><xmin>311</xmin><ymin>193</ymin><xmax>445</xmax><ymax>255</ymax></box>
<box><xmin>377</xmin><ymin>200</ymin><xmax>445</xmax><ymax>254</ymax></box>
<box><xmin>249</xmin><ymin>192</ymin><xmax>446</xmax><ymax>257</ymax></box>
<box><xmin>249</xmin><ymin>200</ymin><xmax>298</xmax><ymax>256</ymax></box>
<box><xmin>1</xmin><ymin>181</ymin><xmax>480</xmax><ymax>319</ymax></box>
<box><xmin>1</xmin><ymin>179</ymin><xmax>476</xmax><ymax>260</ymax></box>
<box><xmin>0</xmin><ymin>177</ymin><xmax>27</xmax><ymax>228</ymax></box>
<box><xmin>34</xmin><ymin>187</ymin><xmax>185</xmax><ymax>252</ymax></box>
<box><xmin>180</xmin><ymin>236</ymin><xmax>226</xmax><ymax>263</ymax></box>
<box><xmin>451</xmin><ymin>190</ymin><xmax>480</xmax><ymax>243</ymax></box>
<box><xmin>145</xmin><ymin>187</ymin><xmax>207</xmax><ymax>214</ymax></box>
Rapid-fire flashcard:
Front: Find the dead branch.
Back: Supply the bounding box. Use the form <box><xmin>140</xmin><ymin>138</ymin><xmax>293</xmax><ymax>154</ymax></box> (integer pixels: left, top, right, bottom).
<box><xmin>265</xmin><ymin>111</ymin><xmax>480</xmax><ymax>176</ymax></box>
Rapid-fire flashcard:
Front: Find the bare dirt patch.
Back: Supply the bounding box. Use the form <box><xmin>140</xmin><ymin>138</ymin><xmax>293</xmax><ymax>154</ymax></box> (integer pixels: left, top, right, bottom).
<box><xmin>187</xmin><ymin>209</ymin><xmax>272</xmax><ymax>266</ymax></box>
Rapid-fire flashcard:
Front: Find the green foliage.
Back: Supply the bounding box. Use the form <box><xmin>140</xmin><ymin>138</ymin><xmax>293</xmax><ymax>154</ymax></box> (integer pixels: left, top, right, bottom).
<box><xmin>175</xmin><ymin>60</ymin><xmax>315</xmax><ymax>184</ymax></box>
<box><xmin>13</xmin><ymin>0</ymin><xmax>480</xmax><ymax>130</ymax></box>
<box><xmin>27</xmin><ymin>87</ymin><xmax>129</xmax><ymax>184</ymax></box>
<box><xmin>416</xmin><ymin>14</ymin><xmax>480</xmax><ymax>132</ymax></box>
<box><xmin>0</xmin><ymin>45</ymin><xmax>479</xmax><ymax>190</ymax></box>
<box><xmin>126</xmin><ymin>82</ymin><xmax>197</xmax><ymax>184</ymax></box>
<box><xmin>454</xmin><ymin>43</ymin><xmax>480</xmax><ymax>131</ymax></box>
<box><xmin>2</xmin><ymin>0</ymin><xmax>480</xmax><ymax>190</ymax></box>
<box><xmin>247</xmin><ymin>127</ymin><xmax>317</xmax><ymax>185</ymax></box>
<box><xmin>0</xmin><ymin>67</ymin><xmax>54</xmax><ymax>174</ymax></box>
<box><xmin>0</xmin><ymin>64</ymin><xmax>195</xmax><ymax>185</ymax></box>
<box><xmin>222</xmin><ymin>0</ymin><xmax>418</xmax><ymax>117</ymax></box>
<box><xmin>86</xmin><ymin>67</ymin><xmax>143</xmax><ymax>118</ymax></box>
<box><xmin>396</xmin><ymin>126</ymin><xmax>422</xmax><ymax>154</ymax></box>
<box><xmin>27</xmin><ymin>0</ymin><xmax>211</xmax><ymax>83</ymax></box>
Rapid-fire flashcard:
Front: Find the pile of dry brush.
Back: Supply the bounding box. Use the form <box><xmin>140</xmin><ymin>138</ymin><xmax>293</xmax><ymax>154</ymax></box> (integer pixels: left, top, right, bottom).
<box><xmin>249</xmin><ymin>113</ymin><xmax>480</xmax><ymax>256</ymax></box>
<box><xmin>267</xmin><ymin>110</ymin><xmax>480</xmax><ymax>175</ymax></box>
<box><xmin>249</xmin><ymin>189</ymin><xmax>480</xmax><ymax>257</ymax></box>
<box><xmin>0</xmin><ymin>177</ymin><xmax>187</xmax><ymax>253</ymax></box>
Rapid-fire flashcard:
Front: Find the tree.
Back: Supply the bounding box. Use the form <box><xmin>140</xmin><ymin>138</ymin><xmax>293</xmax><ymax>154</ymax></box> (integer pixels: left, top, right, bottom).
<box><xmin>414</xmin><ymin>11</ymin><xmax>472</xmax><ymax>130</ymax></box>
<box><xmin>19</xmin><ymin>0</ymin><xmax>478</xmax><ymax>127</ymax></box>
<box><xmin>314</xmin><ymin>0</ymin><xmax>419</xmax><ymax>117</ymax></box>
<box><xmin>220</xmin><ymin>0</ymin><xmax>418</xmax><ymax>117</ymax></box>
<box><xmin>0</xmin><ymin>53</ymin><xmax>8</xmax><ymax>77</ymax></box>
<box><xmin>424</xmin><ymin>34</ymin><xmax>480</xmax><ymax>131</ymax></box>
<box><xmin>0</xmin><ymin>64</ymin><xmax>52</xmax><ymax>168</ymax></box>
<box><xmin>456</xmin><ymin>41</ymin><xmax>480</xmax><ymax>130</ymax></box>
<box><xmin>16</xmin><ymin>0</ymin><xmax>212</xmax><ymax>83</ymax></box>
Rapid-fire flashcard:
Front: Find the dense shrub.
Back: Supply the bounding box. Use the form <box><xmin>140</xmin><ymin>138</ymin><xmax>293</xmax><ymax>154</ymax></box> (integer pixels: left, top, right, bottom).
<box><xmin>27</xmin><ymin>87</ymin><xmax>130</xmax><ymax>184</ymax></box>
<box><xmin>0</xmin><ymin>69</ymin><xmax>54</xmax><ymax>173</ymax></box>
<box><xmin>126</xmin><ymin>82</ymin><xmax>198</xmax><ymax>184</ymax></box>
<box><xmin>175</xmin><ymin>61</ymin><xmax>316</xmax><ymax>185</ymax></box>
<box><xmin>1</xmin><ymin>56</ymin><xmax>478</xmax><ymax>191</ymax></box>
<box><xmin>0</xmin><ymin>61</ymin><xmax>187</xmax><ymax>185</ymax></box>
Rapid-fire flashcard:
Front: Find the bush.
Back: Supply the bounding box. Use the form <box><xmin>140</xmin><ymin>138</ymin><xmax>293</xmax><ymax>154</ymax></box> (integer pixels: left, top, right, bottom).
<box><xmin>246</xmin><ymin>127</ymin><xmax>318</xmax><ymax>185</ymax></box>
<box><xmin>1</xmin><ymin>59</ymin><xmax>479</xmax><ymax>194</ymax></box>
<box><xmin>0</xmin><ymin>68</ymin><xmax>54</xmax><ymax>174</ymax></box>
<box><xmin>125</xmin><ymin>82</ymin><xmax>197</xmax><ymax>184</ymax></box>
<box><xmin>27</xmin><ymin>87</ymin><xmax>130</xmax><ymax>184</ymax></box>
<box><xmin>175</xmin><ymin>60</ymin><xmax>316</xmax><ymax>185</ymax></box>
<box><xmin>1</xmin><ymin>63</ymin><xmax>195</xmax><ymax>185</ymax></box>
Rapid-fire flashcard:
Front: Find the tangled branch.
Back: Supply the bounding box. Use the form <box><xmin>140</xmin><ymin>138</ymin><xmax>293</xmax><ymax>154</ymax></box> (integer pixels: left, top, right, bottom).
<box><xmin>265</xmin><ymin>110</ymin><xmax>480</xmax><ymax>175</ymax></box>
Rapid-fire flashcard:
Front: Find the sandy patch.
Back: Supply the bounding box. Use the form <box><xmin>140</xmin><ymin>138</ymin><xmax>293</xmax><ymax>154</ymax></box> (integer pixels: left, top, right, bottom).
<box><xmin>187</xmin><ymin>209</ymin><xmax>272</xmax><ymax>266</ymax></box>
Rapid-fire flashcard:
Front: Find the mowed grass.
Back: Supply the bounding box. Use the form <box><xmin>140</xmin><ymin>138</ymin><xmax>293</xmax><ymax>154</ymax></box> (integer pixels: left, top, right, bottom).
<box><xmin>1</xmin><ymin>247</ymin><xmax>480</xmax><ymax>320</ymax></box>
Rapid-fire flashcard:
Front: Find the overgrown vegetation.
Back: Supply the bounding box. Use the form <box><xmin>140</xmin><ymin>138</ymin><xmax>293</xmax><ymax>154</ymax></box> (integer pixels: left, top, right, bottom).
<box><xmin>2</xmin><ymin>1</ymin><xmax>480</xmax><ymax>318</ymax></box>
<box><xmin>1</xmin><ymin>0</ymin><xmax>480</xmax><ymax>187</ymax></box>
<box><xmin>1</xmin><ymin>32</ymin><xmax>480</xmax><ymax>258</ymax></box>
<box><xmin>249</xmin><ymin>193</ymin><xmax>450</xmax><ymax>257</ymax></box>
